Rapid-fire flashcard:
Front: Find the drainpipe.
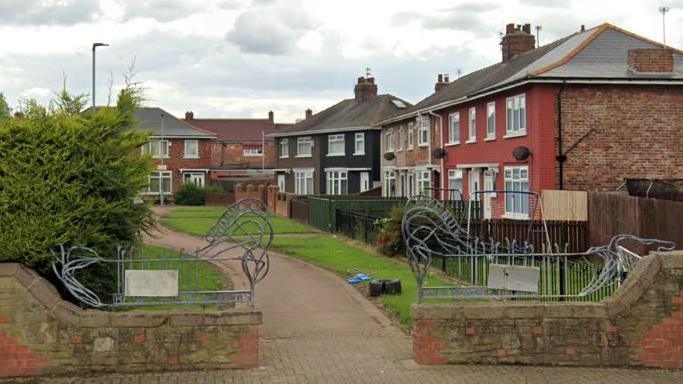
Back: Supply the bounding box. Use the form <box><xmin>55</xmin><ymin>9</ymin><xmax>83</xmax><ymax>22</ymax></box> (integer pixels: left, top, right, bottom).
<box><xmin>556</xmin><ymin>80</ymin><xmax>567</xmax><ymax>190</ymax></box>
<box><xmin>428</xmin><ymin>110</ymin><xmax>444</xmax><ymax>200</ymax></box>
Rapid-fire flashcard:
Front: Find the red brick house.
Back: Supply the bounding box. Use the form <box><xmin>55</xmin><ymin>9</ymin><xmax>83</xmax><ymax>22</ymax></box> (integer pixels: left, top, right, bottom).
<box><xmin>135</xmin><ymin>107</ymin><xmax>217</xmax><ymax>198</ymax></box>
<box><xmin>379</xmin><ymin>23</ymin><xmax>683</xmax><ymax>219</ymax></box>
<box><xmin>184</xmin><ymin>111</ymin><xmax>291</xmax><ymax>185</ymax></box>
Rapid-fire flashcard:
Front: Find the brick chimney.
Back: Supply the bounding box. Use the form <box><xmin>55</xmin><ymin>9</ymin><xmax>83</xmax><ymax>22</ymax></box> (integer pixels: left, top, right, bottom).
<box><xmin>354</xmin><ymin>76</ymin><xmax>378</xmax><ymax>102</ymax></box>
<box><xmin>268</xmin><ymin>110</ymin><xmax>274</xmax><ymax>122</ymax></box>
<box><xmin>628</xmin><ymin>48</ymin><xmax>674</xmax><ymax>73</ymax></box>
<box><xmin>500</xmin><ymin>23</ymin><xmax>535</xmax><ymax>62</ymax></box>
<box><xmin>435</xmin><ymin>74</ymin><xmax>450</xmax><ymax>93</ymax></box>
<box><xmin>305</xmin><ymin>108</ymin><xmax>313</xmax><ymax>119</ymax></box>
<box><xmin>185</xmin><ymin>111</ymin><xmax>194</xmax><ymax>121</ymax></box>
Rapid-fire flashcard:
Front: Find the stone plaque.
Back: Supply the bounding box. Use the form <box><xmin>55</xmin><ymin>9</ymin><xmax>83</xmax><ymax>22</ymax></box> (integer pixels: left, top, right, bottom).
<box><xmin>125</xmin><ymin>270</ymin><xmax>179</xmax><ymax>297</ymax></box>
<box><xmin>487</xmin><ymin>264</ymin><xmax>539</xmax><ymax>293</ymax></box>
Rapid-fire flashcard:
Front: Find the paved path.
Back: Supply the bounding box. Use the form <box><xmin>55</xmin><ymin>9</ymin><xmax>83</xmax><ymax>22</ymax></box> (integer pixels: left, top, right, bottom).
<box><xmin>10</xmin><ymin>223</ymin><xmax>683</xmax><ymax>383</ymax></box>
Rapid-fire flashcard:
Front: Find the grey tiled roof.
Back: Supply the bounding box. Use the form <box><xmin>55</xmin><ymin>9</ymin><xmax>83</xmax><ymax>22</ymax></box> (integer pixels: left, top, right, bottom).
<box><xmin>274</xmin><ymin>94</ymin><xmax>412</xmax><ymax>136</ymax></box>
<box><xmin>134</xmin><ymin>107</ymin><xmax>216</xmax><ymax>138</ymax></box>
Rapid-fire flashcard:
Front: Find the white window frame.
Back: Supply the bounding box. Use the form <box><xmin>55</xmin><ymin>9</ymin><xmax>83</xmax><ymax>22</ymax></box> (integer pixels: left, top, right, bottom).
<box><xmin>354</xmin><ymin>133</ymin><xmax>365</xmax><ymax>155</ymax></box>
<box><xmin>407</xmin><ymin>122</ymin><xmax>414</xmax><ymax>149</ymax></box>
<box><xmin>183</xmin><ymin>140</ymin><xmax>199</xmax><ymax>159</ymax></box>
<box><xmin>417</xmin><ymin>170</ymin><xmax>431</xmax><ymax>195</ymax></box>
<box><xmin>294</xmin><ymin>169</ymin><xmax>314</xmax><ymax>195</ymax></box>
<box><xmin>182</xmin><ymin>172</ymin><xmax>205</xmax><ymax>187</ymax></box>
<box><xmin>503</xmin><ymin>166</ymin><xmax>530</xmax><ymax>219</ymax></box>
<box><xmin>386</xmin><ymin>128</ymin><xmax>395</xmax><ymax>152</ymax></box>
<box><xmin>296</xmin><ymin>136</ymin><xmax>313</xmax><ymax>158</ymax></box>
<box><xmin>505</xmin><ymin>94</ymin><xmax>527</xmax><ymax>137</ymax></box>
<box><xmin>384</xmin><ymin>170</ymin><xmax>396</xmax><ymax>197</ymax></box>
<box><xmin>147</xmin><ymin>171</ymin><xmax>172</xmax><ymax>194</ymax></box>
<box><xmin>397</xmin><ymin>127</ymin><xmax>404</xmax><ymax>151</ymax></box>
<box><xmin>142</xmin><ymin>140</ymin><xmax>170</xmax><ymax>159</ymax></box>
<box><xmin>484</xmin><ymin>170</ymin><xmax>497</xmax><ymax>197</ymax></box>
<box><xmin>243</xmin><ymin>144</ymin><xmax>263</xmax><ymax>157</ymax></box>
<box><xmin>327</xmin><ymin>134</ymin><xmax>345</xmax><ymax>156</ymax></box>
<box><xmin>326</xmin><ymin>171</ymin><xmax>348</xmax><ymax>195</ymax></box>
<box><xmin>447</xmin><ymin>112</ymin><xmax>460</xmax><ymax>145</ymax></box>
<box><xmin>447</xmin><ymin>169</ymin><xmax>463</xmax><ymax>200</ymax></box>
<box><xmin>467</xmin><ymin>107</ymin><xmax>476</xmax><ymax>143</ymax></box>
<box><xmin>486</xmin><ymin>102</ymin><xmax>496</xmax><ymax>140</ymax></box>
<box><xmin>279</xmin><ymin>139</ymin><xmax>289</xmax><ymax>158</ymax></box>
<box><xmin>418</xmin><ymin>117</ymin><xmax>429</xmax><ymax>147</ymax></box>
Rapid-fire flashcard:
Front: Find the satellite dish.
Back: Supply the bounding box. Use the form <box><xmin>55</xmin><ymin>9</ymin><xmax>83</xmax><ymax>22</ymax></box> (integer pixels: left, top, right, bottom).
<box><xmin>512</xmin><ymin>146</ymin><xmax>531</xmax><ymax>161</ymax></box>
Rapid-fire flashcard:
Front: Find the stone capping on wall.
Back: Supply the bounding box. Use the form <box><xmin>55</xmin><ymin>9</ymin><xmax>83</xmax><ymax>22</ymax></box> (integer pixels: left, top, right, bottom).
<box><xmin>412</xmin><ymin>251</ymin><xmax>683</xmax><ymax>367</ymax></box>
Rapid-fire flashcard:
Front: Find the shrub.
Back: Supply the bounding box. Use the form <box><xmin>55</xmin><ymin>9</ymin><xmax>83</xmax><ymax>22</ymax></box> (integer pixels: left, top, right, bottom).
<box><xmin>174</xmin><ymin>183</ymin><xmax>206</xmax><ymax>205</ymax></box>
<box><xmin>376</xmin><ymin>205</ymin><xmax>406</xmax><ymax>257</ymax></box>
<box><xmin>0</xmin><ymin>85</ymin><xmax>153</xmax><ymax>304</ymax></box>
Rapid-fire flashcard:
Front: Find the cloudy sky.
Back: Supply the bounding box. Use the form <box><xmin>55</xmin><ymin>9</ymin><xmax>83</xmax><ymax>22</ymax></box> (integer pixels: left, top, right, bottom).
<box><xmin>1</xmin><ymin>0</ymin><xmax>681</xmax><ymax>122</ymax></box>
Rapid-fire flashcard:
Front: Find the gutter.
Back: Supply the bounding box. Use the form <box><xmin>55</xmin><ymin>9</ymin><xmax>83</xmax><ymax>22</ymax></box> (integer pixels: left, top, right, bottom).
<box><xmin>268</xmin><ymin>125</ymin><xmax>376</xmax><ymax>138</ymax></box>
<box><xmin>428</xmin><ymin>110</ymin><xmax>444</xmax><ymax>199</ymax></box>
<box><xmin>556</xmin><ymin>80</ymin><xmax>567</xmax><ymax>190</ymax></box>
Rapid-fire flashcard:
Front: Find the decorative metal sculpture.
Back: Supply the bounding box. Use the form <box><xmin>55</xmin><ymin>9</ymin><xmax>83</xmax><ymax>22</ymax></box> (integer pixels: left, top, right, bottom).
<box><xmin>52</xmin><ymin>198</ymin><xmax>272</xmax><ymax>308</ymax></box>
<box><xmin>402</xmin><ymin>195</ymin><xmax>676</xmax><ymax>302</ymax></box>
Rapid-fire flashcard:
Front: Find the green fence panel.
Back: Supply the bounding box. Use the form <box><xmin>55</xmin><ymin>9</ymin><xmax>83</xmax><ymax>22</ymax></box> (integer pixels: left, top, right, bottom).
<box><xmin>307</xmin><ymin>196</ymin><xmax>406</xmax><ymax>232</ymax></box>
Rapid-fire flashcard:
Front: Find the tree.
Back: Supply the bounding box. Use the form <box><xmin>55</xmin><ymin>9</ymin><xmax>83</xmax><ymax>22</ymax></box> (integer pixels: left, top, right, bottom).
<box><xmin>0</xmin><ymin>92</ymin><xmax>10</xmax><ymax>120</ymax></box>
<box><xmin>0</xmin><ymin>82</ymin><xmax>153</xmax><ymax>303</ymax></box>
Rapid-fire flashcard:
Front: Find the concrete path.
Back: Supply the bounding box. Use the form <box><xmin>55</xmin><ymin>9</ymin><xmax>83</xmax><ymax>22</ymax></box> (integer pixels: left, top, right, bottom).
<box><xmin>9</xmin><ymin>222</ymin><xmax>683</xmax><ymax>383</ymax></box>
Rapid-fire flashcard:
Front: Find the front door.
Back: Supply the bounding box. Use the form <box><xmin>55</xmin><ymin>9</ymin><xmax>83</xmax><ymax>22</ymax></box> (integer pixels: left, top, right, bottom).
<box><xmin>468</xmin><ymin>170</ymin><xmax>480</xmax><ymax>201</ymax></box>
<box><xmin>360</xmin><ymin>172</ymin><xmax>369</xmax><ymax>193</ymax></box>
<box><xmin>483</xmin><ymin>171</ymin><xmax>495</xmax><ymax>219</ymax></box>
<box><xmin>277</xmin><ymin>174</ymin><xmax>286</xmax><ymax>192</ymax></box>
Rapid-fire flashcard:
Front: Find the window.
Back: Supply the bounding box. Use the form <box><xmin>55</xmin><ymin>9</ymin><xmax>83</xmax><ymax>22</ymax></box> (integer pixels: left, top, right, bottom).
<box><xmin>142</xmin><ymin>140</ymin><xmax>169</xmax><ymax>158</ymax></box>
<box><xmin>468</xmin><ymin>107</ymin><xmax>476</xmax><ymax>142</ymax></box>
<box><xmin>397</xmin><ymin>127</ymin><xmax>404</xmax><ymax>151</ymax></box>
<box><xmin>417</xmin><ymin>170</ymin><xmax>431</xmax><ymax>195</ymax></box>
<box><xmin>243</xmin><ymin>144</ymin><xmax>263</xmax><ymax>156</ymax></box>
<box><xmin>407</xmin><ymin>123</ymin><xmax>414</xmax><ymax>149</ymax></box>
<box><xmin>354</xmin><ymin>133</ymin><xmax>365</xmax><ymax>155</ymax></box>
<box><xmin>486</xmin><ymin>102</ymin><xmax>496</xmax><ymax>139</ymax></box>
<box><xmin>504</xmin><ymin>166</ymin><xmax>530</xmax><ymax>218</ymax></box>
<box><xmin>448</xmin><ymin>112</ymin><xmax>460</xmax><ymax>144</ymax></box>
<box><xmin>183</xmin><ymin>172</ymin><xmax>204</xmax><ymax>187</ymax></box>
<box><xmin>296</xmin><ymin>137</ymin><xmax>312</xmax><ymax>157</ymax></box>
<box><xmin>506</xmin><ymin>94</ymin><xmax>526</xmax><ymax>136</ymax></box>
<box><xmin>294</xmin><ymin>170</ymin><xmax>314</xmax><ymax>195</ymax></box>
<box><xmin>184</xmin><ymin>140</ymin><xmax>199</xmax><ymax>158</ymax></box>
<box><xmin>447</xmin><ymin>169</ymin><xmax>463</xmax><ymax>200</ymax></box>
<box><xmin>328</xmin><ymin>134</ymin><xmax>345</xmax><ymax>156</ymax></box>
<box><xmin>147</xmin><ymin>171</ymin><xmax>171</xmax><ymax>194</ymax></box>
<box><xmin>386</xmin><ymin>129</ymin><xmax>395</xmax><ymax>152</ymax></box>
<box><xmin>384</xmin><ymin>170</ymin><xmax>396</xmax><ymax>197</ymax></box>
<box><xmin>326</xmin><ymin>171</ymin><xmax>348</xmax><ymax>195</ymax></box>
<box><xmin>418</xmin><ymin>117</ymin><xmax>429</xmax><ymax>146</ymax></box>
<box><xmin>279</xmin><ymin>139</ymin><xmax>289</xmax><ymax>158</ymax></box>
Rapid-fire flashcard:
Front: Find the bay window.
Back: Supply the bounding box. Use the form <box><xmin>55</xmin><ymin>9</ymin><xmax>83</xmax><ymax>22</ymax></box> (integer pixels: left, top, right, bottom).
<box><xmin>326</xmin><ymin>171</ymin><xmax>348</xmax><ymax>195</ymax></box>
<box><xmin>384</xmin><ymin>170</ymin><xmax>396</xmax><ymax>197</ymax></box>
<box><xmin>417</xmin><ymin>170</ymin><xmax>431</xmax><ymax>195</ymax></box>
<box><xmin>294</xmin><ymin>169</ymin><xmax>314</xmax><ymax>195</ymax></box>
<box><xmin>148</xmin><ymin>171</ymin><xmax>171</xmax><ymax>194</ymax></box>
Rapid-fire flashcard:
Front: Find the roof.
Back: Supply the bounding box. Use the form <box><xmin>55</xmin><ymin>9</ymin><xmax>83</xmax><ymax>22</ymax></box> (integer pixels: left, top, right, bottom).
<box><xmin>273</xmin><ymin>94</ymin><xmax>412</xmax><ymax>137</ymax></box>
<box><xmin>186</xmin><ymin>118</ymin><xmax>282</xmax><ymax>142</ymax></box>
<box><xmin>380</xmin><ymin>23</ymin><xmax>683</xmax><ymax>125</ymax></box>
<box><xmin>134</xmin><ymin>107</ymin><xmax>216</xmax><ymax>138</ymax></box>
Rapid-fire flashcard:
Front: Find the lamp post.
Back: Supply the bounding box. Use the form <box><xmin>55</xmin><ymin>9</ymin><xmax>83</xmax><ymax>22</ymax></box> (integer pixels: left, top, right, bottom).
<box><xmin>91</xmin><ymin>42</ymin><xmax>109</xmax><ymax>108</ymax></box>
<box><xmin>658</xmin><ymin>6</ymin><xmax>670</xmax><ymax>44</ymax></box>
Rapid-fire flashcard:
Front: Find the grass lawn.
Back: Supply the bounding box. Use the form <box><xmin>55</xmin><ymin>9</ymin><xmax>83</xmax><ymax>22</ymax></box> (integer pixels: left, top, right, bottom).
<box><xmin>163</xmin><ymin>206</ymin><xmax>314</xmax><ymax>236</ymax></box>
<box><xmin>270</xmin><ymin>236</ymin><xmax>449</xmax><ymax>328</ymax></box>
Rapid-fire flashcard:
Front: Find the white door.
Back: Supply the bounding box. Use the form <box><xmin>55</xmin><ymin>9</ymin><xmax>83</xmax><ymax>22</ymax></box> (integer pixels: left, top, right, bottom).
<box><xmin>407</xmin><ymin>172</ymin><xmax>415</xmax><ymax>197</ymax></box>
<box><xmin>483</xmin><ymin>171</ymin><xmax>495</xmax><ymax>219</ymax></box>
<box><xmin>360</xmin><ymin>172</ymin><xmax>369</xmax><ymax>193</ymax></box>
<box><xmin>183</xmin><ymin>172</ymin><xmax>205</xmax><ymax>187</ymax></box>
<box><xmin>468</xmin><ymin>170</ymin><xmax>480</xmax><ymax>201</ymax></box>
<box><xmin>277</xmin><ymin>174</ymin><xmax>286</xmax><ymax>192</ymax></box>
<box><xmin>399</xmin><ymin>173</ymin><xmax>406</xmax><ymax>197</ymax></box>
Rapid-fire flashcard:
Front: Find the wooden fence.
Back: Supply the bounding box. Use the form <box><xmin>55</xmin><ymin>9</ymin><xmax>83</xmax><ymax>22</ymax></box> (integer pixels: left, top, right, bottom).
<box><xmin>467</xmin><ymin>219</ymin><xmax>588</xmax><ymax>253</ymax></box>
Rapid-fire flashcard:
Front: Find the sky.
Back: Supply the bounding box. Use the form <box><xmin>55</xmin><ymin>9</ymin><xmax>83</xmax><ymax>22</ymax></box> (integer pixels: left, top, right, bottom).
<box><xmin>0</xmin><ymin>0</ymin><xmax>681</xmax><ymax>122</ymax></box>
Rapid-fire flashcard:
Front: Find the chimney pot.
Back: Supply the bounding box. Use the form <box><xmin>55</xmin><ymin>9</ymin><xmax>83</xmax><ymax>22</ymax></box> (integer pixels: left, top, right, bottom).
<box><xmin>522</xmin><ymin>23</ymin><xmax>531</xmax><ymax>34</ymax></box>
<box><xmin>506</xmin><ymin>23</ymin><xmax>515</xmax><ymax>34</ymax></box>
<box><xmin>444</xmin><ymin>74</ymin><xmax>449</xmax><ymax>82</ymax></box>
<box><xmin>185</xmin><ymin>111</ymin><xmax>194</xmax><ymax>120</ymax></box>
<box><xmin>268</xmin><ymin>110</ymin><xmax>274</xmax><ymax>123</ymax></box>
<box><xmin>437</xmin><ymin>74</ymin><xmax>443</xmax><ymax>82</ymax></box>
<box><xmin>305</xmin><ymin>108</ymin><xmax>313</xmax><ymax>119</ymax></box>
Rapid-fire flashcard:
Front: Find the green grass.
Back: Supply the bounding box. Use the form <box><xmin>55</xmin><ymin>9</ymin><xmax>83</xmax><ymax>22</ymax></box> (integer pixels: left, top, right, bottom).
<box><xmin>163</xmin><ymin>206</ymin><xmax>314</xmax><ymax>236</ymax></box>
<box><xmin>270</xmin><ymin>236</ymin><xmax>449</xmax><ymax>328</ymax></box>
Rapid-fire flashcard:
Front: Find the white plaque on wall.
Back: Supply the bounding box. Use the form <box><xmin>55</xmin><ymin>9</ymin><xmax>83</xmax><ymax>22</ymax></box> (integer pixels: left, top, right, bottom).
<box><xmin>487</xmin><ymin>264</ymin><xmax>539</xmax><ymax>293</ymax></box>
<box><xmin>125</xmin><ymin>270</ymin><xmax>179</xmax><ymax>297</ymax></box>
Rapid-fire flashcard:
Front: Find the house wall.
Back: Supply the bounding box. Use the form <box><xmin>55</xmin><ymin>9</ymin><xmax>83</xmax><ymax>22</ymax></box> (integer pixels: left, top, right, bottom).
<box><xmin>210</xmin><ymin>141</ymin><xmax>276</xmax><ymax>169</ymax></box>
<box><xmin>147</xmin><ymin>138</ymin><xmax>213</xmax><ymax>194</ymax></box>
<box><xmin>560</xmin><ymin>85</ymin><xmax>683</xmax><ymax>191</ymax></box>
<box><xmin>319</xmin><ymin>130</ymin><xmax>380</xmax><ymax>194</ymax></box>
<box><xmin>274</xmin><ymin>135</ymin><xmax>321</xmax><ymax>194</ymax></box>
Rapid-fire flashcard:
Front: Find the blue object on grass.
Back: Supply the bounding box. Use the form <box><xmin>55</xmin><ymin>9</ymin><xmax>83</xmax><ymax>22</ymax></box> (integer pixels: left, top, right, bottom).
<box><xmin>347</xmin><ymin>273</ymin><xmax>372</xmax><ymax>284</ymax></box>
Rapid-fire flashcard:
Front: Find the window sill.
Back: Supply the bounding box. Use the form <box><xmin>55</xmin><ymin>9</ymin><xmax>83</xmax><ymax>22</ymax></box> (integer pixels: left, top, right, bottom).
<box><xmin>295</xmin><ymin>155</ymin><xmax>312</xmax><ymax>158</ymax></box>
<box><xmin>243</xmin><ymin>154</ymin><xmax>264</xmax><ymax>157</ymax></box>
<box><xmin>152</xmin><ymin>156</ymin><xmax>170</xmax><ymax>159</ymax></box>
<box><xmin>417</xmin><ymin>143</ymin><xmax>428</xmax><ymax>148</ymax></box>
<box><xmin>484</xmin><ymin>137</ymin><xmax>496</xmax><ymax>142</ymax></box>
<box><xmin>444</xmin><ymin>142</ymin><xmax>460</xmax><ymax>147</ymax></box>
<box><xmin>407</xmin><ymin>146</ymin><xmax>414</xmax><ymax>150</ymax></box>
<box><xmin>353</xmin><ymin>152</ymin><xmax>365</xmax><ymax>156</ymax></box>
<box><xmin>503</xmin><ymin>131</ymin><xmax>527</xmax><ymax>139</ymax></box>
<box><xmin>140</xmin><ymin>192</ymin><xmax>173</xmax><ymax>196</ymax></box>
<box><xmin>183</xmin><ymin>156</ymin><xmax>200</xmax><ymax>159</ymax></box>
<box><xmin>502</xmin><ymin>213</ymin><xmax>529</xmax><ymax>220</ymax></box>
<box><xmin>326</xmin><ymin>153</ymin><xmax>345</xmax><ymax>157</ymax></box>
<box><xmin>465</xmin><ymin>139</ymin><xmax>477</xmax><ymax>144</ymax></box>
<box><xmin>279</xmin><ymin>155</ymin><xmax>289</xmax><ymax>159</ymax></box>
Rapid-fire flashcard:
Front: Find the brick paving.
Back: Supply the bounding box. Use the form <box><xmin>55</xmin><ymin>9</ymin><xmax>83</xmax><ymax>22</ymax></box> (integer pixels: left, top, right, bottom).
<box><xmin>4</xmin><ymin>222</ymin><xmax>681</xmax><ymax>383</ymax></box>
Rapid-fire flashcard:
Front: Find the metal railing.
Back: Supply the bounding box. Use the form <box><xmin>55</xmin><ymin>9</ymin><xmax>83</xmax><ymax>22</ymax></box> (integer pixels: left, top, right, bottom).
<box><xmin>335</xmin><ymin>209</ymin><xmax>381</xmax><ymax>244</ymax></box>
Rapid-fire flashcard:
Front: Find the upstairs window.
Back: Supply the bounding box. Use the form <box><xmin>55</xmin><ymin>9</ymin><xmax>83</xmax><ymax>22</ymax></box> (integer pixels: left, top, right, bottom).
<box><xmin>243</xmin><ymin>144</ymin><xmax>263</xmax><ymax>156</ymax></box>
<box><xmin>506</xmin><ymin>94</ymin><xmax>526</xmax><ymax>136</ymax></box>
<box><xmin>297</xmin><ymin>136</ymin><xmax>313</xmax><ymax>157</ymax></box>
<box><xmin>142</xmin><ymin>140</ymin><xmax>170</xmax><ymax>158</ymax></box>
<box><xmin>398</xmin><ymin>127</ymin><xmax>404</xmax><ymax>151</ymax></box>
<box><xmin>407</xmin><ymin>123</ymin><xmax>415</xmax><ymax>149</ymax></box>
<box><xmin>184</xmin><ymin>140</ymin><xmax>199</xmax><ymax>158</ymax></box>
<box><xmin>354</xmin><ymin>133</ymin><xmax>365</xmax><ymax>155</ymax></box>
<box><xmin>418</xmin><ymin>117</ymin><xmax>429</xmax><ymax>146</ymax></box>
<box><xmin>448</xmin><ymin>112</ymin><xmax>460</xmax><ymax>144</ymax></box>
<box><xmin>468</xmin><ymin>107</ymin><xmax>476</xmax><ymax>142</ymax></box>
<box><xmin>386</xmin><ymin>129</ymin><xmax>395</xmax><ymax>152</ymax></box>
<box><xmin>328</xmin><ymin>134</ymin><xmax>345</xmax><ymax>156</ymax></box>
<box><xmin>486</xmin><ymin>102</ymin><xmax>496</xmax><ymax>139</ymax></box>
<box><xmin>280</xmin><ymin>139</ymin><xmax>289</xmax><ymax>158</ymax></box>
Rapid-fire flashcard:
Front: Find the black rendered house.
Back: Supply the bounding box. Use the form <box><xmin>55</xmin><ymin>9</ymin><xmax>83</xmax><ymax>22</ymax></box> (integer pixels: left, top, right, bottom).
<box><xmin>271</xmin><ymin>76</ymin><xmax>411</xmax><ymax>195</ymax></box>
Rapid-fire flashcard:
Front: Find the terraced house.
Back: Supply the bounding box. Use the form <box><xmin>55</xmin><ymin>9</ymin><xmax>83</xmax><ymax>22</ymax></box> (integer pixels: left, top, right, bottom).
<box><xmin>379</xmin><ymin>22</ymin><xmax>683</xmax><ymax>219</ymax></box>
<box><xmin>271</xmin><ymin>76</ymin><xmax>411</xmax><ymax>195</ymax></box>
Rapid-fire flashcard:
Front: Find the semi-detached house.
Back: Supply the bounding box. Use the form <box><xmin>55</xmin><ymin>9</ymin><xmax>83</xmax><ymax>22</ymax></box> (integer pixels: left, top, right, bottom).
<box><xmin>271</xmin><ymin>76</ymin><xmax>411</xmax><ymax>195</ymax></box>
<box><xmin>378</xmin><ymin>22</ymin><xmax>683</xmax><ymax>219</ymax></box>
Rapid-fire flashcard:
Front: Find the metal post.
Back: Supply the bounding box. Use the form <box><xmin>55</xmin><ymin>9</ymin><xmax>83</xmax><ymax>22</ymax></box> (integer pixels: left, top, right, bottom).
<box><xmin>659</xmin><ymin>6</ymin><xmax>670</xmax><ymax>44</ymax></box>
<box><xmin>160</xmin><ymin>113</ymin><xmax>165</xmax><ymax>207</ymax></box>
<box><xmin>91</xmin><ymin>43</ymin><xmax>108</xmax><ymax>108</ymax></box>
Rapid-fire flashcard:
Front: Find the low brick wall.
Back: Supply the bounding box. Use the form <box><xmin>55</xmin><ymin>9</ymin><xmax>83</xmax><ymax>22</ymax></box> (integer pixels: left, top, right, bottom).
<box><xmin>413</xmin><ymin>251</ymin><xmax>683</xmax><ymax>368</ymax></box>
<box><xmin>0</xmin><ymin>263</ymin><xmax>262</xmax><ymax>378</ymax></box>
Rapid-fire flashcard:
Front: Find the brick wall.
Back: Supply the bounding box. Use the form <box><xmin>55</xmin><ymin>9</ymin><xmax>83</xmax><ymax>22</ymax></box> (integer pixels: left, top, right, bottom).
<box><xmin>210</xmin><ymin>141</ymin><xmax>276</xmax><ymax>169</ymax></box>
<box><xmin>148</xmin><ymin>138</ymin><xmax>213</xmax><ymax>193</ymax></box>
<box><xmin>234</xmin><ymin>183</ymin><xmax>267</xmax><ymax>203</ymax></box>
<box><xmin>561</xmin><ymin>85</ymin><xmax>683</xmax><ymax>191</ymax></box>
<box><xmin>413</xmin><ymin>250</ymin><xmax>683</xmax><ymax>367</ymax></box>
<box><xmin>0</xmin><ymin>264</ymin><xmax>261</xmax><ymax>378</ymax></box>
<box><xmin>627</xmin><ymin>48</ymin><xmax>674</xmax><ymax>72</ymax></box>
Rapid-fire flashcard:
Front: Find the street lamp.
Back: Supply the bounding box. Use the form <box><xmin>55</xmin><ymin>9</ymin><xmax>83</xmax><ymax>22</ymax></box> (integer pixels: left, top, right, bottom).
<box><xmin>92</xmin><ymin>42</ymin><xmax>109</xmax><ymax>108</ymax></box>
<box><xmin>658</xmin><ymin>6</ymin><xmax>670</xmax><ymax>44</ymax></box>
